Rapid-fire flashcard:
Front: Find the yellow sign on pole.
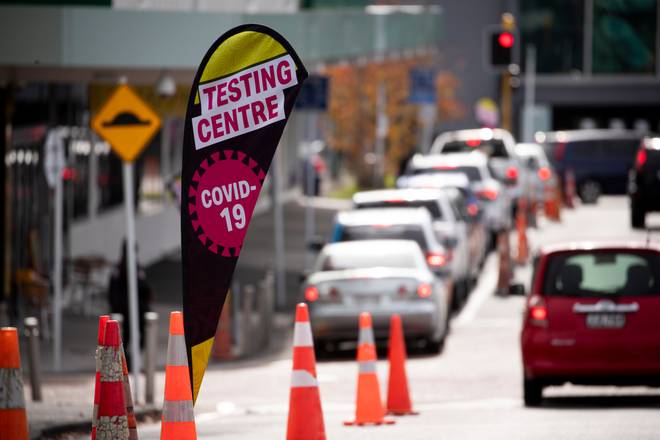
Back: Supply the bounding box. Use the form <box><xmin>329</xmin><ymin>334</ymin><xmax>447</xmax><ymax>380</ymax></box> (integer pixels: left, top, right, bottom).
<box><xmin>91</xmin><ymin>84</ymin><xmax>161</xmax><ymax>162</ymax></box>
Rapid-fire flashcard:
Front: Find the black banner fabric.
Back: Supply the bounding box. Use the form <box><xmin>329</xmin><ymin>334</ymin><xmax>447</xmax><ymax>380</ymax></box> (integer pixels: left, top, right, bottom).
<box><xmin>181</xmin><ymin>24</ymin><xmax>307</xmax><ymax>402</ymax></box>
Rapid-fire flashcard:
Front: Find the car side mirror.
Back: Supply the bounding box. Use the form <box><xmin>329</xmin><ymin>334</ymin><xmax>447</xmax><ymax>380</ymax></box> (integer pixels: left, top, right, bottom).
<box><xmin>509</xmin><ymin>283</ymin><xmax>526</xmax><ymax>296</ymax></box>
<box><xmin>307</xmin><ymin>236</ymin><xmax>325</xmax><ymax>252</ymax></box>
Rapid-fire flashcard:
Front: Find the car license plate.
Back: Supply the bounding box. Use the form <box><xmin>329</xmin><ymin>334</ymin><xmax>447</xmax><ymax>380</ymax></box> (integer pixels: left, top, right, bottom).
<box><xmin>586</xmin><ymin>313</ymin><xmax>626</xmax><ymax>329</ymax></box>
<box><xmin>355</xmin><ymin>296</ymin><xmax>380</xmax><ymax>306</ymax></box>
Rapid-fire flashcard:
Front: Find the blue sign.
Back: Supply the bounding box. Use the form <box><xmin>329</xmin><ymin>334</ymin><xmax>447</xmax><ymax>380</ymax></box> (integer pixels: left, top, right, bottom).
<box><xmin>409</xmin><ymin>68</ymin><xmax>435</xmax><ymax>104</ymax></box>
<box><xmin>295</xmin><ymin>75</ymin><xmax>329</xmax><ymax>110</ymax></box>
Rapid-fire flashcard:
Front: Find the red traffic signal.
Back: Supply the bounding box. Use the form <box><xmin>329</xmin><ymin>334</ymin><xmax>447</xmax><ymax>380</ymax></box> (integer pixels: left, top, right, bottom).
<box><xmin>488</xmin><ymin>29</ymin><xmax>516</xmax><ymax>69</ymax></box>
<box><xmin>498</xmin><ymin>32</ymin><xmax>514</xmax><ymax>49</ymax></box>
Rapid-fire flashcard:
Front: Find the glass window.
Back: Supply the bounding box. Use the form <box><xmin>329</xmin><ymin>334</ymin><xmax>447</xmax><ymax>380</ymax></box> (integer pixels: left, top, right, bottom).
<box><xmin>356</xmin><ymin>200</ymin><xmax>443</xmax><ymax>220</ymax></box>
<box><xmin>339</xmin><ymin>225</ymin><xmax>428</xmax><ymax>251</ymax></box>
<box><xmin>442</xmin><ymin>140</ymin><xmax>509</xmax><ymax>158</ymax></box>
<box><xmin>592</xmin><ymin>0</ymin><xmax>657</xmax><ymax>74</ymax></box>
<box><xmin>318</xmin><ymin>247</ymin><xmax>418</xmax><ymax>271</ymax></box>
<box><xmin>520</xmin><ymin>0</ymin><xmax>585</xmax><ymax>74</ymax></box>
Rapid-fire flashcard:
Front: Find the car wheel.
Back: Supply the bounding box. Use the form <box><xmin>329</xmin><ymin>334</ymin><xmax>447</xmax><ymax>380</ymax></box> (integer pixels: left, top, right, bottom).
<box><xmin>578</xmin><ymin>180</ymin><xmax>601</xmax><ymax>204</ymax></box>
<box><xmin>523</xmin><ymin>378</ymin><xmax>543</xmax><ymax>407</ymax></box>
<box><xmin>631</xmin><ymin>200</ymin><xmax>646</xmax><ymax>229</ymax></box>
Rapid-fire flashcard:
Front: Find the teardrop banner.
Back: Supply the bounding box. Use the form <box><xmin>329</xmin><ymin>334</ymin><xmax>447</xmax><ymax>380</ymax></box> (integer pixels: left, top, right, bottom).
<box><xmin>181</xmin><ymin>24</ymin><xmax>308</xmax><ymax>403</ymax></box>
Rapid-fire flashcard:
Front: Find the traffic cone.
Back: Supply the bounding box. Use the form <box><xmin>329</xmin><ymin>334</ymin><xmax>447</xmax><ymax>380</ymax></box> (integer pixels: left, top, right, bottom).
<box><xmin>564</xmin><ymin>169</ymin><xmax>576</xmax><ymax>209</ymax></box>
<box><xmin>92</xmin><ymin>315</ymin><xmax>109</xmax><ymax>440</ymax></box>
<box><xmin>0</xmin><ymin>327</ymin><xmax>28</xmax><ymax>439</ymax></box>
<box><xmin>515</xmin><ymin>198</ymin><xmax>529</xmax><ymax>265</ymax></box>
<box><xmin>386</xmin><ymin>315</ymin><xmax>417</xmax><ymax>416</ymax></box>
<box><xmin>496</xmin><ymin>231</ymin><xmax>512</xmax><ymax>296</ymax></box>
<box><xmin>161</xmin><ymin>312</ymin><xmax>196</xmax><ymax>440</ymax></box>
<box><xmin>344</xmin><ymin>312</ymin><xmax>395</xmax><ymax>426</ymax></box>
<box><xmin>286</xmin><ymin>303</ymin><xmax>326</xmax><ymax>440</ymax></box>
<box><xmin>118</xmin><ymin>330</ymin><xmax>138</xmax><ymax>439</ymax></box>
<box><xmin>96</xmin><ymin>320</ymin><xmax>130</xmax><ymax>438</ymax></box>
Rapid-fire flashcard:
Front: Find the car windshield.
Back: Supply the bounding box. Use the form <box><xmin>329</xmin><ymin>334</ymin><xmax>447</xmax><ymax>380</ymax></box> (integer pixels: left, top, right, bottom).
<box><xmin>412</xmin><ymin>166</ymin><xmax>482</xmax><ymax>182</ymax></box>
<box><xmin>356</xmin><ymin>200</ymin><xmax>443</xmax><ymax>220</ymax></box>
<box><xmin>543</xmin><ymin>251</ymin><xmax>660</xmax><ymax>297</ymax></box>
<box><xmin>318</xmin><ymin>246</ymin><xmax>419</xmax><ymax>271</ymax></box>
<box><xmin>442</xmin><ymin>139</ymin><xmax>509</xmax><ymax>158</ymax></box>
<box><xmin>339</xmin><ymin>224</ymin><xmax>428</xmax><ymax>251</ymax></box>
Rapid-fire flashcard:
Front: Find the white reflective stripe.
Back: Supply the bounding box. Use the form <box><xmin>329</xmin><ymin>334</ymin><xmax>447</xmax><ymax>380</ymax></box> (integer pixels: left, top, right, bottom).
<box><xmin>358</xmin><ymin>361</ymin><xmax>377</xmax><ymax>374</ymax></box>
<box><xmin>162</xmin><ymin>400</ymin><xmax>195</xmax><ymax>422</ymax></box>
<box><xmin>293</xmin><ymin>322</ymin><xmax>313</xmax><ymax>347</ymax></box>
<box><xmin>358</xmin><ymin>327</ymin><xmax>375</xmax><ymax>346</ymax></box>
<box><xmin>0</xmin><ymin>368</ymin><xmax>25</xmax><ymax>409</ymax></box>
<box><xmin>291</xmin><ymin>370</ymin><xmax>318</xmax><ymax>388</ymax></box>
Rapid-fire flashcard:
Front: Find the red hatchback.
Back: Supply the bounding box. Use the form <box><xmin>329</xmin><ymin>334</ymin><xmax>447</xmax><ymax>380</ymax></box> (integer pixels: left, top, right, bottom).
<box><xmin>521</xmin><ymin>243</ymin><xmax>660</xmax><ymax>406</ymax></box>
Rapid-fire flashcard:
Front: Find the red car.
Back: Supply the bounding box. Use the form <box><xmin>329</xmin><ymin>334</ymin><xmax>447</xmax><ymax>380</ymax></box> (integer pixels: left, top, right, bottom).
<box><xmin>521</xmin><ymin>242</ymin><xmax>660</xmax><ymax>406</ymax></box>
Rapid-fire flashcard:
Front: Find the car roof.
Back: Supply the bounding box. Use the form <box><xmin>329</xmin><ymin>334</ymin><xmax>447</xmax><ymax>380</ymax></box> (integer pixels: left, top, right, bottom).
<box><xmin>353</xmin><ymin>188</ymin><xmax>445</xmax><ymax>205</ymax></box>
<box><xmin>515</xmin><ymin>143</ymin><xmax>545</xmax><ymax>156</ymax></box>
<box><xmin>410</xmin><ymin>152</ymin><xmax>488</xmax><ymax>169</ymax></box>
<box><xmin>397</xmin><ymin>173</ymin><xmax>470</xmax><ymax>189</ymax></box>
<box><xmin>643</xmin><ymin>137</ymin><xmax>660</xmax><ymax>150</ymax></box>
<box><xmin>336</xmin><ymin>207</ymin><xmax>432</xmax><ymax>226</ymax></box>
<box><xmin>541</xmin><ymin>129</ymin><xmax>642</xmax><ymax>143</ymax></box>
<box><xmin>322</xmin><ymin>239</ymin><xmax>422</xmax><ymax>255</ymax></box>
<box><xmin>437</xmin><ymin>128</ymin><xmax>513</xmax><ymax>141</ymax></box>
<box><xmin>540</xmin><ymin>241</ymin><xmax>660</xmax><ymax>256</ymax></box>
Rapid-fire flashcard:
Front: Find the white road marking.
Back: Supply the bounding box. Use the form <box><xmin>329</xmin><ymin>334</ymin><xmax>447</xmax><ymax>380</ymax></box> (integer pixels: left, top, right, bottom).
<box><xmin>454</xmin><ymin>254</ymin><xmax>499</xmax><ymax>327</ymax></box>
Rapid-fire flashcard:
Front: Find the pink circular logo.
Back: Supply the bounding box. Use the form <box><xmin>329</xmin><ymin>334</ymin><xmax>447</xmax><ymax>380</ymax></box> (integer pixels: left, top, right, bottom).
<box><xmin>188</xmin><ymin>150</ymin><xmax>265</xmax><ymax>256</ymax></box>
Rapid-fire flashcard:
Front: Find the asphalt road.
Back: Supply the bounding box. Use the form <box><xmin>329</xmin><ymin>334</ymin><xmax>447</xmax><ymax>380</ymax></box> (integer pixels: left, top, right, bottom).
<box><xmin>76</xmin><ymin>196</ymin><xmax>660</xmax><ymax>439</ymax></box>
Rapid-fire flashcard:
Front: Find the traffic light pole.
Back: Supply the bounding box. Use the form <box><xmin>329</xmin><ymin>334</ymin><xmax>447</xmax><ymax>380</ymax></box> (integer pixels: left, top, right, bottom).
<box><xmin>500</xmin><ymin>71</ymin><xmax>512</xmax><ymax>131</ymax></box>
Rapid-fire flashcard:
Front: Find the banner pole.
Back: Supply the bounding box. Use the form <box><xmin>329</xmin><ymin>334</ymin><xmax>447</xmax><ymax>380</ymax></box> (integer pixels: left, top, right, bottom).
<box><xmin>53</xmin><ymin>169</ymin><xmax>63</xmax><ymax>371</ymax></box>
<box><xmin>122</xmin><ymin>161</ymin><xmax>141</xmax><ymax>404</ymax></box>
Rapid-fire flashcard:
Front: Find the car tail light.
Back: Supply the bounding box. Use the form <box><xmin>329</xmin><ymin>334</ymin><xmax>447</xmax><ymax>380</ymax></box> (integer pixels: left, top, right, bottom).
<box><xmin>467</xmin><ymin>203</ymin><xmax>479</xmax><ymax>216</ymax></box>
<box><xmin>417</xmin><ymin>283</ymin><xmax>432</xmax><ymax>298</ymax></box>
<box><xmin>635</xmin><ymin>148</ymin><xmax>647</xmax><ymax>170</ymax></box>
<box><xmin>537</xmin><ymin>167</ymin><xmax>552</xmax><ymax>181</ymax></box>
<box><xmin>466</xmin><ymin>139</ymin><xmax>481</xmax><ymax>147</ymax></box>
<box><xmin>305</xmin><ymin>285</ymin><xmax>319</xmax><ymax>302</ymax></box>
<box><xmin>477</xmin><ymin>188</ymin><xmax>499</xmax><ymax>201</ymax></box>
<box><xmin>397</xmin><ymin>285</ymin><xmax>409</xmax><ymax>297</ymax></box>
<box><xmin>426</xmin><ymin>252</ymin><xmax>448</xmax><ymax>268</ymax></box>
<box><xmin>527</xmin><ymin>295</ymin><xmax>548</xmax><ymax>327</ymax></box>
<box><xmin>328</xmin><ymin>287</ymin><xmax>340</xmax><ymax>300</ymax></box>
<box><xmin>505</xmin><ymin>166</ymin><xmax>518</xmax><ymax>181</ymax></box>
<box><xmin>433</xmin><ymin>165</ymin><xmax>457</xmax><ymax>170</ymax></box>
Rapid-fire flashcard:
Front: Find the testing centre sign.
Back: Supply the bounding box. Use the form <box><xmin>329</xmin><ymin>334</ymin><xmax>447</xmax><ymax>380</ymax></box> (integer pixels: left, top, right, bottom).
<box><xmin>181</xmin><ymin>24</ymin><xmax>308</xmax><ymax>402</ymax></box>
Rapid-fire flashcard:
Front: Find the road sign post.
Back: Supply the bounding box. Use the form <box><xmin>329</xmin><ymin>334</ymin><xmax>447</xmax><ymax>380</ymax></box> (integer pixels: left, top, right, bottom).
<box><xmin>91</xmin><ymin>84</ymin><xmax>161</xmax><ymax>403</ymax></box>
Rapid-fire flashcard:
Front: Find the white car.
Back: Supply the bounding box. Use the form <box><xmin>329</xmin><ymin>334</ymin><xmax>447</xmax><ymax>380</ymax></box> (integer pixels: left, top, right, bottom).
<box><xmin>429</xmin><ymin>128</ymin><xmax>522</xmax><ymax>205</ymax></box>
<box><xmin>514</xmin><ymin>142</ymin><xmax>557</xmax><ymax>206</ymax></box>
<box><xmin>404</xmin><ymin>152</ymin><xmax>511</xmax><ymax>244</ymax></box>
<box><xmin>304</xmin><ymin>240</ymin><xmax>450</xmax><ymax>353</ymax></box>
<box><xmin>352</xmin><ymin>188</ymin><xmax>471</xmax><ymax>309</ymax></box>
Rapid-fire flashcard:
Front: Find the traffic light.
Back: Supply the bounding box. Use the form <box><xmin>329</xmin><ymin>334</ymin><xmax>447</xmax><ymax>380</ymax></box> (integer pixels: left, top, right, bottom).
<box><xmin>490</xmin><ymin>30</ymin><xmax>514</xmax><ymax>67</ymax></box>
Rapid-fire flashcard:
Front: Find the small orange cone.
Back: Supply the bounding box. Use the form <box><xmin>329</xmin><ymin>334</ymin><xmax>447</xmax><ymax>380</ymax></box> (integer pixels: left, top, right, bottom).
<box><xmin>0</xmin><ymin>327</ymin><xmax>28</xmax><ymax>439</ymax></box>
<box><xmin>161</xmin><ymin>312</ymin><xmax>196</xmax><ymax>440</ymax></box>
<box><xmin>515</xmin><ymin>198</ymin><xmax>529</xmax><ymax>265</ymax></box>
<box><xmin>96</xmin><ymin>320</ymin><xmax>129</xmax><ymax>438</ymax></box>
<box><xmin>118</xmin><ymin>329</ymin><xmax>139</xmax><ymax>439</ymax></box>
<box><xmin>344</xmin><ymin>312</ymin><xmax>394</xmax><ymax>426</ymax></box>
<box><xmin>92</xmin><ymin>315</ymin><xmax>109</xmax><ymax>440</ymax></box>
<box><xmin>386</xmin><ymin>315</ymin><xmax>417</xmax><ymax>416</ymax></box>
<box><xmin>286</xmin><ymin>303</ymin><xmax>326</xmax><ymax>440</ymax></box>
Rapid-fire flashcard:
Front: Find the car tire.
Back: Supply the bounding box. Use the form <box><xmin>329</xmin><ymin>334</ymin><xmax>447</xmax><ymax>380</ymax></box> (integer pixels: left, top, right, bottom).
<box><xmin>578</xmin><ymin>180</ymin><xmax>601</xmax><ymax>204</ymax></box>
<box><xmin>631</xmin><ymin>200</ymin><xmax>646</xmax><ymax>229</ymax></box>
<box><xmin>523</xmin><ymin>378</ymin><xmax>543</xmax><ymax>407</ymax></box>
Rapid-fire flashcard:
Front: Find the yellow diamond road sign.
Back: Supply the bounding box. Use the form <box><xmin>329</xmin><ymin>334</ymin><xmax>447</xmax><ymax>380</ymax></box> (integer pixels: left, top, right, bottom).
<box><xmin>91</xmin><ymin>84</ymin><xmax>161</xmax><ymax>163</ymax></box>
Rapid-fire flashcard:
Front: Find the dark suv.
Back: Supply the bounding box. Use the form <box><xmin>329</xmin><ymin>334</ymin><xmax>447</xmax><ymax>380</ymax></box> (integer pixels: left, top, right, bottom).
<box><xmin>629</xmin><ymin>137</ymin><xmax>660</xmax><ymax>228</ymax></box>
<box><xmin>542</xmin><ymin>130</ymin><xmax>643</xmax><ymax>204</ymax></box>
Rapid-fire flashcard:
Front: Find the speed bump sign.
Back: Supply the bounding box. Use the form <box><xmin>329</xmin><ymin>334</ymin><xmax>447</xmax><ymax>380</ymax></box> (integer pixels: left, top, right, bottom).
<box><xmin>91</xmin><ymin>84</ymin><xmax>161</xmax><ymax>162</ymax></box>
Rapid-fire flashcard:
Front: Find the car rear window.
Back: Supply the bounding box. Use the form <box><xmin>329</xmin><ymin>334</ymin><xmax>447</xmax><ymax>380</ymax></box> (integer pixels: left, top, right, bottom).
<box><xmin>442</xmin><ymin>139</ymin><xmax>509</xmax><ymax>158</ymax></box>
<box><xmin>318</xmin><ymin>248</ymin><xmax>419</xmax><ymax>271</ymax></box>
<box><xmin>356</xmin><ymin>200</ymin><xmax>443</xmax><ymax>220</ymax></box>
<box><xmin>339</xmin><ymin>225</ymin><xmax>428</xmax><ymax>251</ymax></box>
<box><xmin>543</xmin><ymin>251</ymin><xmax>660</xmax><ymax>297</ymax></box>
<box><xmin>412</xmin><ymin>166</ymin><xmax>482</xmax><ymax>182</ymax></box>
<box><xmin>565</xmin><ymin>139</ymin><xmax>639</xmax><ymax>160</ymax></box>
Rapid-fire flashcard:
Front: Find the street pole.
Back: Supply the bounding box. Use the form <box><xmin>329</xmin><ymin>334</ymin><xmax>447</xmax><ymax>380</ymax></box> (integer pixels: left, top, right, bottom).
<box><xmin>374</xmin><ymin>83</ymin><xmax>387</xmax><ymax>187</ymax></box>
<box><xmin>272</xmin><ymin>153</ymin><xmax>286</xmax><ymax>309</ymax></box>
<box><xmin>53</xmin><ymin>167</ymin><xmax>63</xmax><ymax>371</ymax></box>
<box><xmin>522</xmin><ymin>45</ymin><xmax>537</xmax><ymax>142</ymax></box>
<box><xmin>122</xmin><ymin>162</ymin><xmax>141</xmax><ymax>404</ymax></box>
<box><xmin>304</xmin><ymin>113</ymin><xmax>316</xmax><ymax>271</ymax></box>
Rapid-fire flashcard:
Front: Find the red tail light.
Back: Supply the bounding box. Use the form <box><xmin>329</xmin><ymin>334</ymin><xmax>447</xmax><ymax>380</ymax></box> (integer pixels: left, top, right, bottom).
<box><xmin>417</xmin><ymin>283</ymin><xmax>432</xmax><ymax>298</ymax></box>
<box><xmin>426</xmin><ymin>252</ymin><xmax>447</xmax><ymax>268</ymax></box>
<box><xmin>467</xmin><ymin>203</ymin><xmax>479</xmax><ymax>216</ymax></box>
<box><xmin>537</xmin><ymin>167</ymin><xmax>552</xmax><ymax>181</ymax></box>
<box><xmin>328</xmin><ymin>287</ymin><xmax>340</xmax><ymax>300</ymax></box>
<box><xmin>397</xmin><ymin>285</ymin><xmax>409</xmax><ymax>297</ymax></box>
<box><xmin>505</xmin><ymin>166</ymin><xmax>518</xmax><ymax>181</ymax></box>
<box><xmin>466</xmin><ymin>139</ymin><xmax>481</xmax><ymax>147</ymax></box>
<box><xmin>635</xmin><ymin>148</ymin><xmax>647</xmax><ymax>170</ymax></box>
<box><xmin>527</xmin><ymin>295</ymin><xmax>548</xmax><ymax>327</ymax></box>
<box><xmin>477</xmin><ymin>188</ymin><xmax>499</xmax><ymax>201</ymax></box>
<box><xmin>305</xmin><ymin>286</ymin><xmax>319</xmax><ymax>302</ymax></box>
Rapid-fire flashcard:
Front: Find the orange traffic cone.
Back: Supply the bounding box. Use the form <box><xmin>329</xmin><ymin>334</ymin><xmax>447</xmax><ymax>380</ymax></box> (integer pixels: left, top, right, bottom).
<box><xmin>564</xmin><ymin>169</ymin><xmax>576</xmax><ymax>209</ymax></box>
<box><xmin>0</xmin><ymin>327</ymin><xmax>28</xmax><ymax>439</ymax></box>
<box><xmin>515</xmin><ymin>198</ymin><xmax>529</xmax><ymax>265</ymax></box>
<box><xmin>96</xmin><ymin>320</ymin><xmax>129</xmax><ymax>438</ymax></box>
<box><xmin>286</xmin><ymin>303</ymin><xmax>326</xmax><ymax>440</ymax></box>
<box><xmin>386</xmin><ymin>315</ymin><xmax>417</xmax><ymax>416</ymax></box>
<box><xmin>118</xmin><ymin>329</ymin><xmax>138</xmax><ymax>439</ymax></box>
<box><xmin>92</xmin><ymin>315</ymin><xmax>109</xmax><ymax>440</ymax></box>
<box><xmin>161</xmin><ymin>312</ymin><xmax>196</xmax><ymax>440</ymax></box>
<box><xmin>344</xmin><ymin>312</ymin><xmax>394</xmax><ymax>426</ymax></box>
